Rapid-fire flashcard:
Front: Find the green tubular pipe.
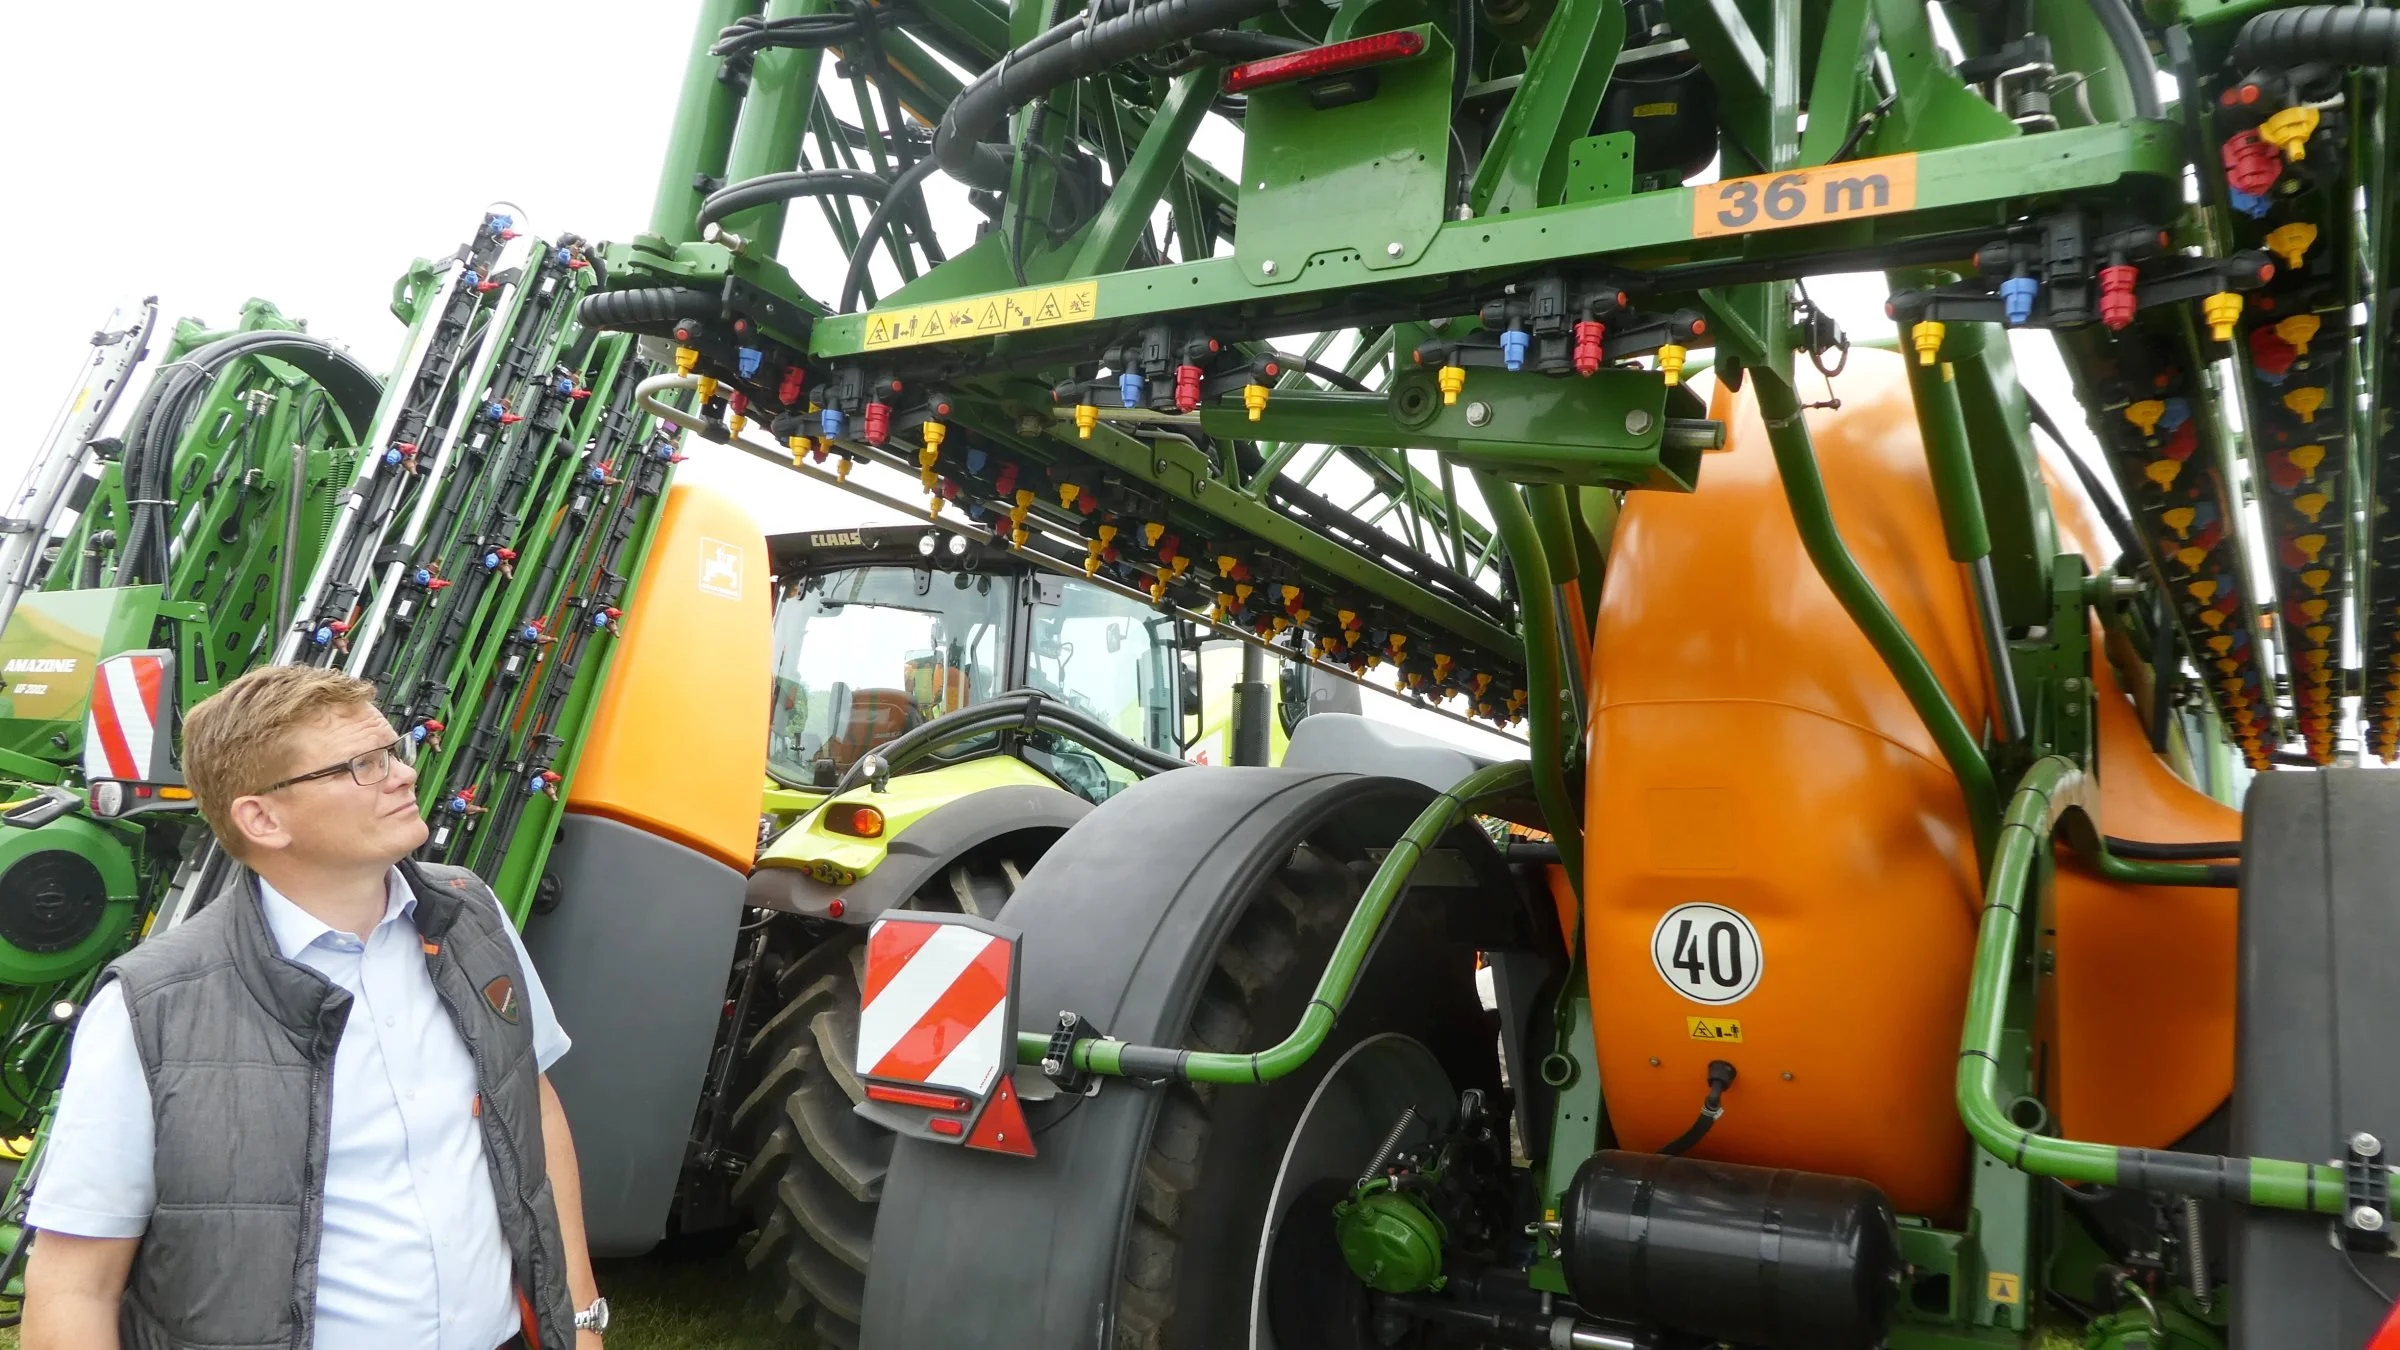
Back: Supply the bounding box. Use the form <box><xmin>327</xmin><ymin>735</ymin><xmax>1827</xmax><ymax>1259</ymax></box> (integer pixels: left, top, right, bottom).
<box><xmin>648</xmin><ymin>0</ymin><xmax>766</xmax><ymax>244</ymax></box>
<box><xmin>1959</xmin><ymin>757</ymin><xmax>2344</xmax><ymax>1213</ymax></box>
<box><xmin>718</xmin><ymin>0</ymin><xmax>835</xmax><ymax>244</ymax></box>
<box><xmin>1521</xmin><ymin>482</ymin><xmax>1591</xmax><ymax>731</ymax></box>
<box><xmin>1904</xmin><ymin>355</ymin><xmax>1993</xmax><ymax>563</ymax></box>
<box><xmin>1013</xmin><ymin>761</ymin><xmax>1535</xmax><ymax>1081</ymax></box>
<box><xmin>1753</xmin><ymin>374</ymin><xmax>1999</xmax><ymax>860</ymax></box>
<box><xmin>1476</xmin><ymin>471</ymin><xmax>1585</xmax><ymax>892</ymax></box>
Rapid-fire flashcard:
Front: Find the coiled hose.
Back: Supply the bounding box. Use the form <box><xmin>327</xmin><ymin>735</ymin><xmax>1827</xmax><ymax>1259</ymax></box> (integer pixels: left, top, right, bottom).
<box><xmin>2233</xmin><ymin>5</ymin><xmax>2400</xmax><ymax>68</ymax></box>
<box><xmin>114</xmin><ymin>333</ymin><xmax>381</xmax><ymax>586</ymax></box>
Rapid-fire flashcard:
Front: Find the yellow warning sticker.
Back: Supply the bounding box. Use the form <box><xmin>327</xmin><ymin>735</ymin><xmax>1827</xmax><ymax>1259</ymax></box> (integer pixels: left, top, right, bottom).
<box><xmin>1986</xmin><ymin>1272</ymin><xmax>2021</xmax><ymax>1305</ymax></box>
<box><xmin>1686</xmin><ymin>1016</ymin><xmax>1744</xmax><ymax>1043</ymax></box>
<box><xmin>860</xmin><ymin>280</ymin><xmax>1100</xmax><ymax>351</ymax></box>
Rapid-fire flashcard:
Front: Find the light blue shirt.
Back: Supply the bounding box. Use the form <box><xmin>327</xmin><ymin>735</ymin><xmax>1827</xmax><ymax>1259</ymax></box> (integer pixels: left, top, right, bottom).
<box><xmin>30</xmin><ymin>869</ymin><xmax>571</xmax><ymax>1350</ymax></box>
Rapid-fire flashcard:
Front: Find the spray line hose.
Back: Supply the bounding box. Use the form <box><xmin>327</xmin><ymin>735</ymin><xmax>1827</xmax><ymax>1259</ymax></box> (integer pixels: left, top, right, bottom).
<box><xmin>1011</xmin><ymin>758</ymin><xmax>1533</xmax><ymax>1083</ymax></box>
<box><xmin>1961</xmin><ymin>756</ymin><xmax>2341</xmax><ymax>1213</ymax></box>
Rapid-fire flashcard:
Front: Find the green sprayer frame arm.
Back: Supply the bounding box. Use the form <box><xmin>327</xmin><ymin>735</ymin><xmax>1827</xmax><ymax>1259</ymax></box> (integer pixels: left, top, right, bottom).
<box><xmin>1961</xmin><ymin>757</ymin><xmax>2344</xmax><ymax>1214</ymax></box>
<box><xmin>1013</xmin><ymin>759</ymin><xmax>1534</xmax><ymax>1084</ymax></box>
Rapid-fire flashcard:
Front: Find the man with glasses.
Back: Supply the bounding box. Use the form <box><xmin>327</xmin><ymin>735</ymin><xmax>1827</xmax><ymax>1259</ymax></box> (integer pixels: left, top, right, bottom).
<box><xmin>21</xmin><ymin>666</ymin><xmax>606</xmax><ymax>1349</ymax></box>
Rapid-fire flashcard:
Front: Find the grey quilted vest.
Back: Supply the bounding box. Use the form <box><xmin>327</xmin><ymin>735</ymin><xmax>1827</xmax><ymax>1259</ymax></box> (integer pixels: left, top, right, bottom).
<box><xmin>93</xmin><ymin>859</ymin><xmax>573</xmax><ymax>1350</ymax></box>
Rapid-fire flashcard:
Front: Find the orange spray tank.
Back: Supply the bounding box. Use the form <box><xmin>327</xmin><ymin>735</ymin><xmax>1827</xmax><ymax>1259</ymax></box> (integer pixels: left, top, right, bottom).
<box><xmin>1578</xmin><ymin>349</ymin><xmax>2236</xmax><ymax>1218</ymax></box>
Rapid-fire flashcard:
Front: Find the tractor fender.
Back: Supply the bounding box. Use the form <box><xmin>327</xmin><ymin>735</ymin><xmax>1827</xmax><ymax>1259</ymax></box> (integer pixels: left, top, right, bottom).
<box><xmin>858</xmin><ymin>765</ymin><xmax>1522</xmax><ymax>1350</ymax></box>
<box><xmin>746</xmin><ymin>783</ymin><xmax>1092</xmax><ymax>923</ymax></box>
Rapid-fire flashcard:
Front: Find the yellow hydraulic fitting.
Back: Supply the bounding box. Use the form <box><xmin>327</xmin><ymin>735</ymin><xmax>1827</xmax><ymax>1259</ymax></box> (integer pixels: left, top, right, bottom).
<box><xmin>1909</xmin><ymin>321</ymin><xmax>1944</xmax><ymax>366</ymax></box>
<box><xmin>2291</xmin><ymin>442</ymin><xmax>2326</xmax><ymax>478</ymax></box>
<box><xmin>2265</xmin><ymin>222</ymin><xmax>2318</xmax><ymax>271</ymax></box>
<box><xmin>1658</xmin><ymin>343</ymin><xmax>1688</xmax><ymax>385</ymax></box>
<box><xmin>2275</xmin><ymin>312</ymin><xmax>2322</xmax><ymax>355</ymax></box>
<box><xmin>2260</xmin><ymin>105</ymin><xmax>2320</xmax><ymax>160</ymax></box>
<box><xmin>2201</xmin><ymin>291</ymin><xmax>2242</xmax><ymax>344</ymax></box>
<box><xmin>2125</xmin><ymin>399</ymin><xmax>2166</xmax><ymax>437</ymax></box>
<box><xmin>1244</xmin><ymin>383</ymin><xmax>1271</xmax><ymax>421</ymax></box>
<box><xmin>696</xmin><ymin>376</ymin><xmax>720</xmax><ymax>404</ymax></box>
<box><xmin>674</xmin><ymin>346</ymin><xmax>700</xmax><ymax>375</ymax></box>
<box><xmin>1075</xmin><ymin>403</ymin><xmax>1099</xmax><ymax>439</ymax></box>
<box><xmin>1437</xmin><ymin>364</ymin><xmax>1467</xmax><ymax>406</ymax></box>
<box><xmin>2283</xmin><ymin>385</ymin><xmax>2326</xmax><ymax>423</ymax></box>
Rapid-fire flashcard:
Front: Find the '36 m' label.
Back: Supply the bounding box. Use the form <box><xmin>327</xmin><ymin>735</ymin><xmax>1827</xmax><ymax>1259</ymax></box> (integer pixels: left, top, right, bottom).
<box><xmin>1690</xmin><ymin>153</ymin><xmax>1919</xmax><ymax>239</ymax></box>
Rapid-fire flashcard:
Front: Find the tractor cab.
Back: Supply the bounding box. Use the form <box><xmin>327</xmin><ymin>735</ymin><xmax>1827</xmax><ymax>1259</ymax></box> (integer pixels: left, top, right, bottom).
<box><xmin>765</xmin><ymin>524</ymin><xmax>1187</xmax><ymax>805</ymax></box>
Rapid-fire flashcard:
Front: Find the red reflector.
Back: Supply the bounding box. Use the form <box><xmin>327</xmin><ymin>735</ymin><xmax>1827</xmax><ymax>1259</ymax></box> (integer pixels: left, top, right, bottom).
<box><xmin>928</xmin><ymin>1117</ymin><xmax>965</xmax><ymax>1137</ymax></box>
<box><xmin>866</xmin><ymin>1083</ymin><xmax>972</xmax><ymax>1112</ymax></box>
<box><xmin>1224</xmin><ymin>31</ymin><xmax>1426</xmax><ymax>94</ymax></box>
<box><xmin>826</xmin><ymin>897</ymin><xmax>847</xmax><ymax>919</ymax></box>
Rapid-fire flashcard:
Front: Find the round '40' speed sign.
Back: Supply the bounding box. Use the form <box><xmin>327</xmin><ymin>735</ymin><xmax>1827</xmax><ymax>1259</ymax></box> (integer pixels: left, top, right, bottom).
<box><xmin>1650</xmin><ymin>903</ymin><xmax>1763</xmax><ymax>1005</ymax></box>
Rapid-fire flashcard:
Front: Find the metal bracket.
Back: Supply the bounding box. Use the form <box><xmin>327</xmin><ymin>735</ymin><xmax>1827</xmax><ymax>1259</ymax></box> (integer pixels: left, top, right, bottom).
<box><xmin>1042</xmin><ymin>1010</ymin><xmax>1104</xmax><ymax>1096</ymax></box>
<box><xmin>2341</xmin><ymin>1131</ymin><xmax>2394</xmax><ymax>1253</ymax></box>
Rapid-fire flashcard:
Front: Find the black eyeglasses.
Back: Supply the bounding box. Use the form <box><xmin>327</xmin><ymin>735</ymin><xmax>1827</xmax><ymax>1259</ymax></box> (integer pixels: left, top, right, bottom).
<box><xmin>259</xmin><ymin>735</ymin><xmax>417</xmax><ymax>794</ymax></box>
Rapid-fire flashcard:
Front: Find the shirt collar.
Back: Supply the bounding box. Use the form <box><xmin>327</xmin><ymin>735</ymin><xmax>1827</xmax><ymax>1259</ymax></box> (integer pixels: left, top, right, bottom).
<box><xmin>255</xmin><ymin>868</ymin><xmax>417</xmax><ymax>960</ymax></box>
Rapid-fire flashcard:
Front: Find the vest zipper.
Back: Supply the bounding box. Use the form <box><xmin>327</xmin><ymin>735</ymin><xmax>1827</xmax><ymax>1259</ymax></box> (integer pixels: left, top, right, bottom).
<box><xmin>430</xmin><ymin>944</ymin><xmax>546</xmax><ymax>1348</ymax></box>
<box><xmin>290</xmin><ymin>1013</ymin><xmax>337</xmax><ymax>1350</ymax></box>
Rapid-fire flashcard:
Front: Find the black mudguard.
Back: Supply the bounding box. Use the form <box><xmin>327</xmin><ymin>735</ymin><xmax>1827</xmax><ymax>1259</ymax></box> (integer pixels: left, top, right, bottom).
<box><xmin>2230</xmin><ymin>770</ymin><xmax>2400</xmax><ymax>1346</ymax></box>
<box><xmin>858</xmin><ymin>764</ymin><xmax>1530</xmax><ymax>1350</ymax></box>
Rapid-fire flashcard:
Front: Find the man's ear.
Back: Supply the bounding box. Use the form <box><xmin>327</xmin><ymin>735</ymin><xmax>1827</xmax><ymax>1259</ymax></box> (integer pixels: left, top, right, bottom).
<box><xmin>227</xmin><ymin>794</ymin><xmax>294</xmax><ymax>857</ymax></box>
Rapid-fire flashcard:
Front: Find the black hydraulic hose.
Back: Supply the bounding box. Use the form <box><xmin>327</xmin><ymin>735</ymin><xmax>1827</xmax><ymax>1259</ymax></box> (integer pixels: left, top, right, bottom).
<box><xmin>576</xmin><ymin>286</ymin><xmax>720</xmax><ymax>335</ymax></box>
<box><xmin>2026</xmin><ymin>394</ymin><xmax>2141</xmax><ymax>564</ymax></box>
<box><xmin>837</xmin><ymin>154</ymin><xmax>947</xmax><ymax>314</ymax></box>
<box><xmin>2104</xmin><ymin>835</ymin><xmax>2240</xmax><ymax>860</ymax></box>
<box><xmin>1658</xmin><ymin>1060</ymin><xmax>1737</xmax><ymax>1156</ymax></box>
<box><xmin>697</xmin><ymin>170</ymin><xmax>890</xmax><ymax>234</ymax></box>
<box><xmin>2086</xmin><ymin>0</ymin><xmax>2163</xmax><ymax>120</ymax></box>
<box><xmin>931</xmin><ymin>0</ymin><xmax>1287</xmax><ymax>193</ymax></box>
<box><xmin>1187</xmin><ymin>28</ymin><xmax>1312</xmax><ymax>58</ymax></box>
<box><xmin>2232</xmin><ymin>6</ymin><xmax>2400</xmax><ymax>68</ymax></box>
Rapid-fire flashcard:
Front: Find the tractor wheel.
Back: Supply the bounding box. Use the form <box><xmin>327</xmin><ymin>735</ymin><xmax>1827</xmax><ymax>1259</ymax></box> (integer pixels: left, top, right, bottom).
<box><xmin>1114</xmin><ymin>844</ymin><xmax>1501</xmax><ymax>1350</ymax></box>
<box><xmin>729</xmin><ymin>848</ymin><xmax>1027</xmax><ymax>1349</ymax></box>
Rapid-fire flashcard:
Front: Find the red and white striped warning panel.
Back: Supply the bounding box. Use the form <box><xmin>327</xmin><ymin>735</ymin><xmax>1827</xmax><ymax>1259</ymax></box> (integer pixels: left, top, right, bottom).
<box><xmin>854</xmin><ymin>912</ymin><xmax>1035</xmax><ymax>1158</ymax></box>
<box><xmin>83</xmin><ymin>651</ymin><xmax>172</xmax><ymax>783</ymax></box>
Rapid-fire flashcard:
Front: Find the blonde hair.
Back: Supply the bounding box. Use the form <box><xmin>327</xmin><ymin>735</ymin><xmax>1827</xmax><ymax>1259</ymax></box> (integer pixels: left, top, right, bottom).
<box><xmin>182</xmin><ymin>665</ymin><xmax>380</xmax><ymax>855</ymax></box>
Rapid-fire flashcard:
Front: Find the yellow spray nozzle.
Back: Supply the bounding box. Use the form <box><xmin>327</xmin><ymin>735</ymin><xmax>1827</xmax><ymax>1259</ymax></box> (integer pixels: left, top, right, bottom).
<box><xmin>1909</xmin><ymin>321</ymin><xmax>1944</xmax><ymax>366</ymax></box>
<box><xmin>1244</xmin><ymin>383</ymin><xmax>1270</xmax><ymax>421</ymax></box>
<box><xmin>674</xmin><ymin>347</ymin><xmax>700</xmax><ymax>375</ymax></box>
<box><xmin>1074</xmin><ymin>403</ymin><xmax>1098</xmax><ymax>439</ymax></box>
<box><xmin>1437</xmin><ymin>364</ymin><xmax>1467</xmax><ymax>406</ymax></box>
<box><xmin>2283</xmin><ymin>386</ymin><xmax>2326</xmax><ymax>424</ymax></box>
<box><xmin>2260</xmin><ymin>104</ymin><xmax>2320</xmax><ymax>161</ymax></box>
<box><xmin>2202</xmin><ymin>291</ymin><xmax>2243</xmax><ymax>344</ymax></box>
<box><xmin>2265</xmin><ymin>223</ymin><xmax>2318</xmax><ymax>272</ymax></box>
<box><xmin>1658</xmin><ymin>343</ymin><xmax>1688</xmax><ymax>386</ymax></box>
<box><xmin>2126</xmin><ymin>399</ymin><xmax>2166</xmax><ymax>437</ymax></box>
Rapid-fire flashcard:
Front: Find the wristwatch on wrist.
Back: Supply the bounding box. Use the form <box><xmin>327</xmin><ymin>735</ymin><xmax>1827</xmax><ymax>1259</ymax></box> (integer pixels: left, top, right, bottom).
<box><xmin>573</xmin><ymin>1296</ymin><xmax>610</xmax><ymax>1333</ymax></box>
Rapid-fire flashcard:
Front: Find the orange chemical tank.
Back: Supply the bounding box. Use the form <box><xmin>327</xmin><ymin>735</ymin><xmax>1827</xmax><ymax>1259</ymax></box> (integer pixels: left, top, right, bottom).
<box><xmin>1580</xmin><ymin>347</ymin><xmax>2241</xmax><ymax>1219</ymax></box>
<box><xmin>564</xmin><ymin>481</ymin><xmax>773</xmax><ymax>870</ymax></box>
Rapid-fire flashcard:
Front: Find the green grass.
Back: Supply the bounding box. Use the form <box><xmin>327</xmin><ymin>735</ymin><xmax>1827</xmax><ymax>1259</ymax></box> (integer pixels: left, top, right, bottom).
<box><xmin>0</xmin><ymin>1236</ymin><xmax>801</xmax><ymax>1350</ymax></box>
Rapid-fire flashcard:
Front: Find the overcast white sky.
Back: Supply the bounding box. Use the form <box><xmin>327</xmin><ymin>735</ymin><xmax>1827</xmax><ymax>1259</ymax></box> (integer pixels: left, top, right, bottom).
<box><xmin>0</xmin><ymin>0</ymin><xmax>2149</xmax><ymax>757</ymax></box>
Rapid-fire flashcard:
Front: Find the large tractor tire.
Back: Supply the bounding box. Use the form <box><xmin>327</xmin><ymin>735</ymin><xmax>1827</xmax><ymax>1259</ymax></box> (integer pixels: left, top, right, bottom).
<box><xmin>729</xmin><ymin>846</ymin><xmax>1028</xmax><ymax>1349</ymax></box>
<box><xmin>857</xmin><ymin>766</ymin><xmax>1548</xmax><ymax>1350</ymax></box>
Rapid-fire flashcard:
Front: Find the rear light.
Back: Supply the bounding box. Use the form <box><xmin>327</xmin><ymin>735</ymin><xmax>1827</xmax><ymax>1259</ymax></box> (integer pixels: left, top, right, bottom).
<box><xmin>1224</xmin><ymin>31</ymin><xmax>1426</xmax><ymax>100</ymax></box>
<box><xmin>929</xmin><ymin>1117</ymin><xmax>965</xmax><ymax>1137</ymax></box>
<box><xmin>88</xmin><ymin>782</ymin><xmax>125</xmax><ymax>818</ymax></box>
<box><xmin>866</xmin><ymin>1083</ymin><xmax>972</xmax><ymax>1112</ymax></box>
<box><xmin>826</xmin><ymin>804</ymin><xmax>885</xmax><ymax>838</ymax></box>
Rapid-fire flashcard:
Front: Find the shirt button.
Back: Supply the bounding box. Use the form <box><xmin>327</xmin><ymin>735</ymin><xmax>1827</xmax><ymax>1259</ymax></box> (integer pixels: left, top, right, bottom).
<box><xmin>385</xmin><ymin>1015</ymin><xmax>397</xmax><ymax>1027</ymax></box>
<box><xmin>404</xmin><ymin>1088</ymin><xmax>416</xmax><ymax>1101</ymax></box>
